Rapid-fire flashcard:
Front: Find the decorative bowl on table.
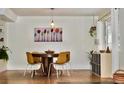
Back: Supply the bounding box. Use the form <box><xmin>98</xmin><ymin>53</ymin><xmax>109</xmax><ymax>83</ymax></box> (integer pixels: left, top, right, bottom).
<box><xmin>45</xmin><ymin>50</ymin><xmax>54</xmax><ymax>54</ymax></box>
<box><xmin>99</xmin><ymin>50</ymin><xmax>105</xmax><ymax>53</ymax></box>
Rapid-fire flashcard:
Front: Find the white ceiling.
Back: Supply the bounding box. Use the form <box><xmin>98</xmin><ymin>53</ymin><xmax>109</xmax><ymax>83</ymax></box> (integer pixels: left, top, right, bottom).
<box><xmin>11</xmin><ymin>8</ymin><xmax>110</xmax><ymax>16</ymax></box>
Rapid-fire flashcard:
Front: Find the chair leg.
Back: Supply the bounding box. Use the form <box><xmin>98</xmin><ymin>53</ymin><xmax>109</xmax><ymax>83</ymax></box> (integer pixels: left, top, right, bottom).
<box><xmin>69</xmin><ymin>63</ymin><xmax>72</xmax><ymax>75</ymax></box>
<box><xmin>31</xmin><ymin>66</ymin><xmax>35</xmax><ymax>78</ymax></box>
<box><xmin>31</xmin><ymin>70</ymin><xmax>35</xmax><ymax>78</ymax></box>
<box><xmin>48</xmin><ymin>63</ymin><xmax>52</xmax><ymax>78</ymax></box>
<box><xmin>56</xmin><ymin>69</ymin><xmax>59</xmax><ymax>78</ymax></box>
<box><xmin>67</xmin><ymin>69</ymin><xmax>70</xmax><ymax>76</ymax></box>
<box><xmin>67</xmin><ymin>63</ymin><xmax>71</xmax><ymax>76</ymax></box>
<box><xmin>62</xmin><ymin>65</ymin><xmax>65</xmax><ymax>74</ymax></box>
<box><xmin>69</xmin><ymin>63</ymin><xmax>72</xmax><ymax>70</ymax></box>
<box><xmin>66</xmin><ymin>63</ymin><xmax>71</xmax><ymax>76</ymax></box>
<box><xmin>41</xmin><ymin>63</ymin><xmax>44</xmax><ymax>72</ymax></box>
<box><xmin>54</xmin><ymin>64</ymin><xmax>59</xmax><ymax>78</ymax></box>
<box><xmin>24</xmin><ymin>64</ymin><xmax>28</xmax><ymax>76</ymax></box>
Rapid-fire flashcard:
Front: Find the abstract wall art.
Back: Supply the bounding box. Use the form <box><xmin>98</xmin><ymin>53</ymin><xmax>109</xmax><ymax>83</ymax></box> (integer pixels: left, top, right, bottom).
<box><xmin>34</xmin><ymin>27</ymin><xmax>63</xmax><ymax>42</ymax></box>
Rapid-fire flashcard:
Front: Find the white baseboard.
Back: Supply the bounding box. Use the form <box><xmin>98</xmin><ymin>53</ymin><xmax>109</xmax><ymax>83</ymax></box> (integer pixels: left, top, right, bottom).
<box><xmin>0</xmin><ymin>65</ymin><xmax>6</xmax><ymax>72</ymax></box>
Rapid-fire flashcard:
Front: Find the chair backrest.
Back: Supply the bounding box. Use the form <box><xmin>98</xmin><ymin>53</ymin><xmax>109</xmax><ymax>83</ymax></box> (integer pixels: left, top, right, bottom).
<box><xmin>32</xmin><ymin>51</ymin><xmax>42</xmax><ymax>63</ymax></box>
<box><xmin>56</xmin><ymin>52</ymin><xmax>69</xmax><ymax>64</ymax></box>
<box><xmin>26</xmin><ymin>52</ymin><xmax>34</xmax><ymax>64</ymax></box>
<box><xmin>65</xmin><ymin>51</ymin><xmax>70</xmax><ymax>63</ymax></box>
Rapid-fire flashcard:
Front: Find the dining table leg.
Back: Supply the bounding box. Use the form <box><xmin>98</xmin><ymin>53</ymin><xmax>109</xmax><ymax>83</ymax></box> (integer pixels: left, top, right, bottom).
<box><xmin>39</xmin><ymin>57</ymin><xmax>55</xmax><ymax>76</ymax></box>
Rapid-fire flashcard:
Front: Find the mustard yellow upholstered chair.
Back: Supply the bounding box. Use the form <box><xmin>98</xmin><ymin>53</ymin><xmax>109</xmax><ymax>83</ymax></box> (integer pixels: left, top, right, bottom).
<box><xmin>48</xmin><ymin>51</ymin><xmax>71</xmax><ymax>78</ymax></box>
<box><xmin>64</xmin><ymin>51</ymin><xmax>71</xmax><ymax>75</ymax></box>
<box><xmin>24</xmin><ymin>52</ymin><xmax>44</xmax><ymax>78</ymax></box>
<box><xmin>32</xmin><ymin>51</ymin><xmax>43</xmax><ymax>63</ymax></box>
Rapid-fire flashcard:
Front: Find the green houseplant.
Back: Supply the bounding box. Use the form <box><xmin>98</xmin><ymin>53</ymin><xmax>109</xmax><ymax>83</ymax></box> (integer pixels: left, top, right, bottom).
<box><xmin>89</xmin><ymin>26</ymin><xmax>96</xmax><ymax>37</ymax></box>
<box><xmin>87</xmin><ymin>50</ymin><xmax>94</xmax><ymax>64</ymax></box>
<box><xmin>0</xmin><ymin>46</ymin><xmax>9</xmax><ymax>61</ymax></box>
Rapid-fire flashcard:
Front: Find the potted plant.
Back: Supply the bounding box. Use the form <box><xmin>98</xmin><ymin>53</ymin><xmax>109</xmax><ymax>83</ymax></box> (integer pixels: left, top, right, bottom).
<box><xmin>89</xmin><ymin>26</ymin><xmax>96</xmax><ymax>37</ymax></box>
<box><xmin>89</xmin><ymin>16</ymin><xmax>96</xmax><ymax>37</ymax></box>
<box><xmin>87</xmin><ymin>50</ymin><xmax>94</xmax><ymax>64</ymax></box>
<box><xmin>0</xmin><ymin>46</ymin><xmax>9</xmax><ymax>62</ymax></box>
<box><xmin>0</xmin><ymin>46</ymin><xmax>10</xmax><ymax>72</ymax></box>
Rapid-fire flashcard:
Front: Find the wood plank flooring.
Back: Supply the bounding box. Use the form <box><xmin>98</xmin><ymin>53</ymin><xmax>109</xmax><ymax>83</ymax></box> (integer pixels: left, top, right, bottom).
<box><xmin>0</xmin><ymin>70</ymin><xmax>114</xmax><ymax>84</ymax></box>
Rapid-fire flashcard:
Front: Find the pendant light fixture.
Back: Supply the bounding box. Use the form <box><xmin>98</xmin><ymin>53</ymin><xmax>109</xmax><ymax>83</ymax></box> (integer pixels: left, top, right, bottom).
<box><xmin>89</xmin><ymin>16</ymin><xmax>96</xmax><ymax>37</ymax></box>
<box><xmin>50</xmin><ymin>8</ymin><xmax>55</xmax><ymax>28</ymax></box>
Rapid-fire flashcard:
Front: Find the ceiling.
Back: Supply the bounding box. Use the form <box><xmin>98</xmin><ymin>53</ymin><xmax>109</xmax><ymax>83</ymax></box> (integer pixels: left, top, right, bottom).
<box><xmin>11</xmin><ymin>8</ymin><xmax>110</xmax><ymax>16</ymax></box>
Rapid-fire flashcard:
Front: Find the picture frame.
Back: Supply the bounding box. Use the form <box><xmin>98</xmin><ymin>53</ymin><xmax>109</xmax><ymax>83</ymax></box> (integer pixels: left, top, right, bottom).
<box><xmin>34</xmin><ymin>27</ymin><xmax>63</xmax><ymax>42</ymax></box>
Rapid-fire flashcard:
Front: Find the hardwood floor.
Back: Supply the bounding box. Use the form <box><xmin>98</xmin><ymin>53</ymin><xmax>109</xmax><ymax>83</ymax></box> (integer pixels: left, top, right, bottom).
<box><xmin>0</xmin><ymin>70</ymin><xmax>113</xmax><ymax>84</ymax></box>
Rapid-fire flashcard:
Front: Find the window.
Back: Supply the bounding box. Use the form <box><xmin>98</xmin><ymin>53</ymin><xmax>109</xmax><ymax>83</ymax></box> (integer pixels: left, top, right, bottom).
<box><xmin>105</xmin><ymin>18</ymin><xmax>112</xmax><ymax>50</ymax></box>
<box><xmin>0</xmin><ymin>26</ymin><xmax>4</xmax><ymax>47</ymax></box>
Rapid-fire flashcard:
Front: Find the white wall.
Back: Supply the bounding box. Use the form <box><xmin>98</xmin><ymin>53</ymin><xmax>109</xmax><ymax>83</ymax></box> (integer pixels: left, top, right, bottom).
<box><xmin>7</xmin><ymin>16</ymin><xmax>95</xmax><ymax>70</ymax></box>
<box><xmin>111</xmin><ymin>9</ymin><xmax>120</xmax><ymax>73</ymax></box>
<box><xmin>119</xmin><ymin>9</ymin><xmax>124</xmax><ymax>69</ymax></box>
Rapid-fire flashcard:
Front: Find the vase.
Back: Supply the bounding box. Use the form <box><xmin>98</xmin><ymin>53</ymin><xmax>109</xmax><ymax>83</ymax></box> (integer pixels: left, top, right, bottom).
<box><xmin>106</xmin><ymin>46</ymin><xmax>111</xmax><ymax>53</ymax></box>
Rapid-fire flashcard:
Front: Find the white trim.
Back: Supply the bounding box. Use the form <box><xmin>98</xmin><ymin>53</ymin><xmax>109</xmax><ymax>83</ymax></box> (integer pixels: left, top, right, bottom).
<box><xmin>98</xmin><ymin>12</ymin><xmax>111</xmax><ymax>22</ymax></box>
<box><xmin>0</xmin><ymin>8</ymin><xmax>17</xmax><ymax>22</ymax></box>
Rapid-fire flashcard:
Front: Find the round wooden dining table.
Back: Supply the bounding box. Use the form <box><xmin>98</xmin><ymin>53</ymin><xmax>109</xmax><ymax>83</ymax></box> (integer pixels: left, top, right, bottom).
<box><xmin>32</xmin><ymin>52</ymin><xmax>59</xmax><ymax>76</ymax></box>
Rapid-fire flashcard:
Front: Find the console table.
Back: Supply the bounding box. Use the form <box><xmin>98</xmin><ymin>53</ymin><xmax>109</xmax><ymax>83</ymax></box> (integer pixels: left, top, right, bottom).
<box><xmin>91</xmin><ymin>53</ymin><xmax>112</xmax><ymax>78</ymax></box>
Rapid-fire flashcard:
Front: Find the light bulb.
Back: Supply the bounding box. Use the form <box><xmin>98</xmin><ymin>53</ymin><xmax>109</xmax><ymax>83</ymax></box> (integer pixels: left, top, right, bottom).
<box><xmin>51</xmin><ymin>20</ymin><xmax>55</xmax><ymax>28</ymax></box>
